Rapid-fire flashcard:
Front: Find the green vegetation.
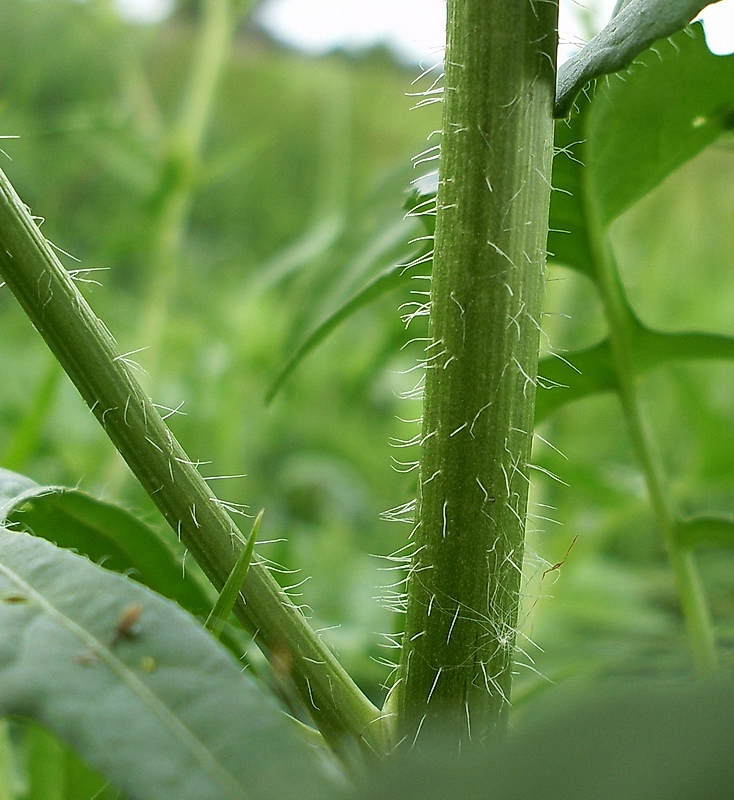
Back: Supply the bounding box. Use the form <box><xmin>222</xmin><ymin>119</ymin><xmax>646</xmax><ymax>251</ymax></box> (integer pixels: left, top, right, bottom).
<box><xmin>1</xmin><ymin>0</ymin><xmax>733</xmax><ymax>796</ymax></box>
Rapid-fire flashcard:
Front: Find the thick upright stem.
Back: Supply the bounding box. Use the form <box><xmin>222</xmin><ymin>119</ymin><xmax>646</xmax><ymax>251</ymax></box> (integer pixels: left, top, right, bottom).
<box><xmin>397</xmin><ymin>1</ymin><xmax>558</xmax><ymax>742</ymax></box>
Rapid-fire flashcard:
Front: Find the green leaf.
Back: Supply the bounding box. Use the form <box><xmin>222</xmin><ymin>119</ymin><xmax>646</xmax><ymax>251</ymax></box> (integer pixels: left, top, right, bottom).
<box><xmin>253</xmin><ymin>215</ymin><xmax>344</xmax><ymax>294</ymax></box>
<box><xmin>0</xmin><ymin>720</ymin><xmax>17</xmax><ymax>800</ymax></box>
<box><xmin>638</xmin><ymin>328</ymin><xmax>734</xmax><ymax>371</ymax></box>
<box><xmin>0</xmin><ymin>528</ymin><xmax>334</xmax><ymax>800</ymax></box>
<box><xmin>1</xmin><ymin>358</ymin><xmax>62</xmax><ymax>473</ymax></box>
<box><xmin>549</xmin><ymin>96</ymin><xmax>596</xmax><ymax>276</ymax></box>
<box><xmin>356</xmin><ymin>684</ymin><xmax>734</xmax><ymax>800</ymax></box>
<box><xmin>676</xmin><ymin>516</ymin><xmax>734</xmax><ymax>549</ymax></box>
<box><xmin>535</xmin><ymin>341</ymin><xmax>617</xmax><ymax>423</ymax></box>
<box><xmin>535</xmin><ymin>327</ymin><xmax>734</xmax><ymax>422</ymax></box>
<box><xmin>0</xmin><ymin>469</ymin><xmax>211</xmax><ymax>619</ymax></box>
<box><xmin>205</xmin><ymin>509</ymin><xmax>262</xmax><ymax>639</ymax></box>
<box><xmin>555</xmin><ymin>0</ymin><xmax>718</xmax><ymax>118</ymax></box>
<box><xmin>550</xmin><ymin>23</ymin><xmax>734</xmax><ymax>273</ymax></box>
<box><xmin>266</xmin><ymin>261</ymin><xmax>407</xmax><ymax>402</ymax></box>
<box><xmin>20</xmin><ymin>721</ymin><xmax>121</xmax><ymax>800</ymax></box>
<box><xmin>267</xmin><ymin>186</ymin><xmax>436</xmax><ymax>400</ymax></box>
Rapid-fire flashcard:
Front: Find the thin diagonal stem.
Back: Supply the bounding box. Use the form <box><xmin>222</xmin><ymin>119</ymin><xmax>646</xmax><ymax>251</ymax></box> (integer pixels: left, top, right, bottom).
<box><xmin>592</xmin><ymin>238</ymin><xmax>717</xmax><ymax>674</ymax></box>
<box><xmin>0</xmin><ymin>166</ymin><xmax>387</xmax><ymax>758</ymax></box>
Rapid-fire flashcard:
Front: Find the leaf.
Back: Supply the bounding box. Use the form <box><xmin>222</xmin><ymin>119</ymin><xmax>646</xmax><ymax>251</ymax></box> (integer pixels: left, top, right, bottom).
<box><xmin>266</xmin><ymin>261</ymin><xmax>408</xmax><ymax>402</ymax></box>
<box><xmin>355</xmin><ymin>684</ymin><xmax>734</xmax><ymax>800</ymax></box>
<box><xmin>205</xmin><ymin>509</ymin><xmax>262</xmax><ymax>639</ymax></box>
<box><xmin>637</xmin><ymin>328</ymin><xmax>734</xmax><ymax>371</ymax></box>
<box><xmin>587</xmin><ymin>24</ymin><xmax>734</xmax><ymax>227</ymax></box>
<box><xmin>0</xmin><ymin>469</ymin><xmax>211</xmax><ymax>619</ymax></box>
<box><xmin>676</xmin><ymin>515</ymin><xmax>734</xmax><ymax>549</ymax></box>
<box><xmin>1</xmin><ymin>358</ymin><xmax>63</xmax><ymax>473</ymax></box>
<box><xmin>550</xmin><ymin>23</ymin><xmax>734</xmax><ymax>273</ymax></box>
<box><xmin>535</xmin><ymin>341</ymin><xmax>617</xmax><ymax>423</ymax></box>
<box><xmin>19</xmin><ymin>721</ymin><xmax>120</xmax><ymax>800</ymax></box>
<box><xmin>535</xmin><ymin>327</ymin><xmax>734</xmax><ymax>422</ymax></box>
<box><xmin>0</xmin><ymin>528</ymin><xmax>334</xmax><ymax>800</ymax></box>
<box><xmin>555</xmin><ymin>0</ymin><xmax>719</xmax><ymax>118</ymax></box>
<box><xmin>252</xmin><ymin>215</ymin><xmax>344</xmax><ymax>294</ymax></box>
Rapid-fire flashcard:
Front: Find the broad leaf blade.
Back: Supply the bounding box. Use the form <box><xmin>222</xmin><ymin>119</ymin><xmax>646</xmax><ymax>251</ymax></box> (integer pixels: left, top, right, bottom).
<box><xmin>549</xmin><ymin>94</ymin><xmax>595</xmax><ymax>276</ymax></box>
<box><xmin>555</xmin><ymin>0</ymin><xmax>717</xmax><ymax>117</ymax></box>
<box><xmin>550</xmin><ymin>24</ymin><xmax>734</xmax><ymax>273</ymax></box>
<box><xmin>0</xmin><ymin>528</ymin><xmax>334</xmax><ymax>800</ymax></box>
<box><xmin>588</xmin><ymin>23</ymin><xmax>734</xmax><ymax>227</ymax></box>
<box><xmin>356</xmin><ymin>685</ymin><xmax>734</xmax><ymax>799</ymax></box>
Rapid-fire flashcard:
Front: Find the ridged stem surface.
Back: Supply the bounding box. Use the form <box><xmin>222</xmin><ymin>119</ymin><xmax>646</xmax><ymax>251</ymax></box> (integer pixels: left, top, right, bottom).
<box><xmin>397</xmin><ymin>0</ymin><xmax>558</xmax><ymax>743</ymax></box>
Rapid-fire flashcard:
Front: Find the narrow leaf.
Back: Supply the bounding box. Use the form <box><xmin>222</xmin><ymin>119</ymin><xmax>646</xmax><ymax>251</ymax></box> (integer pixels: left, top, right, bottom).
<box><xmin>268</xmin><ymin>188</ymin><xmax>434</xmax><ymax>400</ymax></box>
<box><xmin>535</xmin><ymin>341</ymin><xmax>617</xmax><ymax>423</ymax></box>
<box><xmin>676</xmin><ymin>516</ymin><xmax>734</xmax><ymax>549</ymax></box>
<box><xmin>205</xmin><ymin>509</ymin><xmax>263</xmax><ymax>639</ymax></box>
<box><xmin>535</xmin><ymin>327</ymin><xmax>734</xmax><ymax>422</ymax></box>
<box><xmin>1</xmin><ymin>359</ymin><xmax>62</xmax><ymax>473</ymax></box>
<box><xmin>0</xmin><ymin>528</ymin><xmax>333</xmax><ymax>800</ymax></box>
<box><xmin>267</xmin><ymin>262</ymin><xmax>407</xmax><ymax>402</ymax></box>
<box><xmin>638</xmin><ymin>328</ymin><xmax>734</xmax><ymax>370</ymax></box>
<box><xmin>555</xmin><ymin>0</ymin><xmax>717</xmax><ymax>117</ymax></box>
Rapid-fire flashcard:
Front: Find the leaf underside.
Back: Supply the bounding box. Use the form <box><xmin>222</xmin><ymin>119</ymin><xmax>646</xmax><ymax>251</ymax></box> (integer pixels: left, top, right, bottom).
<box><xmin>0</xmin><ymin>528</ymin><xmax>332</xmax><ymax>800</ymax></box>
<box><xmin>555</xmin><ymin>0</ymin><xmax>718</xmax><ymax>117</ymax></box>
<box><xmin>0</xmin><ymin>468</ymin><xmax>211</xmax><ymax>618</ymax></box>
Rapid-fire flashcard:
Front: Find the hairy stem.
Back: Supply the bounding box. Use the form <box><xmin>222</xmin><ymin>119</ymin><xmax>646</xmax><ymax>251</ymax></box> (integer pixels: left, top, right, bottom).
<box><xmin>0</xmin><ymin>167</ymin><xmax>386</xmax><ymax>758</ymax></box>
<box><xmin>103</xmin><ymin>0</ymin><xmax>245</xmax><ymax>493</ymax></box>
<box><xmin>396</xmin><ymin>0</ymin><xmax>558</xmax><ymax>743</ymax></box>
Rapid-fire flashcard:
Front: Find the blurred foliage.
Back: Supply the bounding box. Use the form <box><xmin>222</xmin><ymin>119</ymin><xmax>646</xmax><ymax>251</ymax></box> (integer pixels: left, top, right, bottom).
<box><xmin>1</xmin><ymin>0</ymin><xmax>733</xmax><ymax>730</ymax></box>
<box><xmin>356</xmin><ymin>683</ymin><xmax>734</xmax><ymax>799</ymax></box>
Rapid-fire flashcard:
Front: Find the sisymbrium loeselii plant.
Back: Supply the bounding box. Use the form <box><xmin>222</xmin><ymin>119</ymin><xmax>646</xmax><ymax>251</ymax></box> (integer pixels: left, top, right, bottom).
<box><xmin>1</xmin><ymin>0</ymin><xmax>734</xmax><ymax>797</ymax></box>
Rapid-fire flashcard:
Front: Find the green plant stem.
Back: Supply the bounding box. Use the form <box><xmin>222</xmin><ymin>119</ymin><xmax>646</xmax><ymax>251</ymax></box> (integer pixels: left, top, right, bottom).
<box><xmin>104</xmin><ymin>0</ymin><xmax>243</xmax><ymax>492</ymax></box>
<box><xmin>140</xmin><ymin>0</ymin><xmax>243</xmax><ymax>374</ymax></box>
<box><xmin>0</xmin><ymin>167</ymin><xmax>387</xmax><ymax>759</ymax></box>
<box><xmin>592</xmin><ymin>239</ymin><xmax>718</xmax><ymax>674</ymax></box>
<box><xmin>396</xmin><ymin>0</ymin><xmax>558</xmax><ymax>743</ymax></box>
<box><xmin>94</xmin><ymin>0</ymin><xmax>163</xmax><ymax>141</ymax></box>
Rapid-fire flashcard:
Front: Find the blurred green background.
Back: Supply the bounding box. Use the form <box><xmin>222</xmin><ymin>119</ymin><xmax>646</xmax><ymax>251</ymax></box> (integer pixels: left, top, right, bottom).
<box><xmin>1</xmin><ymin>0</ymin><xmax>733</xmax><ymax>714</ymax></box>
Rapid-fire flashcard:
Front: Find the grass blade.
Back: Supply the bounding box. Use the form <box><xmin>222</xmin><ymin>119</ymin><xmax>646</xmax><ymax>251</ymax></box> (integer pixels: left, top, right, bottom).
<box><xmin>267</xmin><ymin>262</ymin><xmax>408</xmax><ymax>402</ymax></box>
